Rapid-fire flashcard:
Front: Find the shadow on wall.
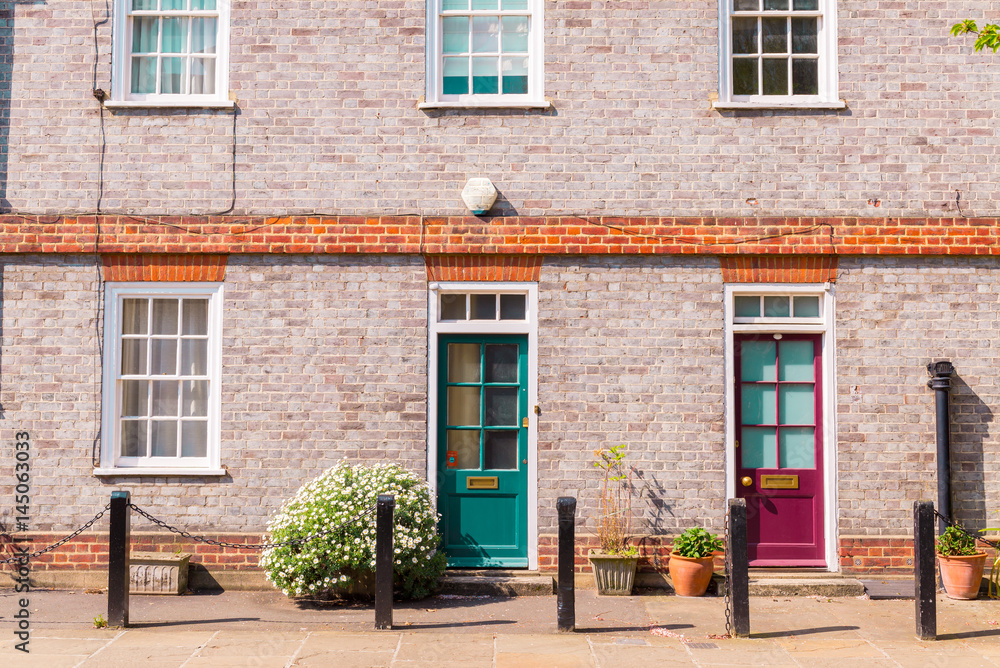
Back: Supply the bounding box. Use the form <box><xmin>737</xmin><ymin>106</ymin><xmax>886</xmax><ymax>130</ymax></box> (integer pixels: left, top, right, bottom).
<box><xmin>950</xmin><ymin>374</ymin><xmax>994</xmax><ymax>532</ymax></box>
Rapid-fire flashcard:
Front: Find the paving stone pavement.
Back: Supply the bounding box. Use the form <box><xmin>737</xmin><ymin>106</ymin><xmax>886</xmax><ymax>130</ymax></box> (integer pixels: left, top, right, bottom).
<box><xmin>1</xmin><ymin>589</ymin><xmax>998</xmax><ymax>666</ymax></box>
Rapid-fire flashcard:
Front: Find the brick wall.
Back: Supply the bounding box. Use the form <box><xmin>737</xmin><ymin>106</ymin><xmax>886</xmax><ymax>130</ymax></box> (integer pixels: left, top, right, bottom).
<box><xmin>4</xmin><ymin>2</ymin><xmax>999</xmax><ymax>217</ymax></box>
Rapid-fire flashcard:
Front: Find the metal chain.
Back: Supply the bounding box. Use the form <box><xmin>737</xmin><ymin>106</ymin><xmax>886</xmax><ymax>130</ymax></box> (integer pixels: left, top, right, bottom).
<box><xmin>128</xmin><ymin>502</ymin><xmax>377</xmax><ymax>550</ymax></box>
<box><xmin>724</xmin><ymin>510</ymin><xmax>732</xmax><ymax>637</ymax></box>
<box><xmin>0</xmin><ymin>503</ymin><xmax>112</xmax><ymax>565</ymax></box>
<box><xmin>933</xmin><ymin>510</ymin><xmax>1000</xmax><ymax>550</ymax></box>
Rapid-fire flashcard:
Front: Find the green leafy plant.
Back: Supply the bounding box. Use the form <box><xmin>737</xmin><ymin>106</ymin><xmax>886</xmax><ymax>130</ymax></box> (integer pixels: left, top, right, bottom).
<box><xmin>260</xmin><ymin>462</ymin><xmax>447</xmax><ymax>600</ymax></box>
<box><xmin>93</xmin><ymin>614</ymin><xmax>107</xmax><ymax>629</ymax></box>
<box><xmin>936</xmin><ymin>525</ymin><xmax>980</xmax><ymax>557</ymax></box>
<box><xmin>951</xmin><ymin>19</ymin><xmax>1000</xmax><ymax>53</ymax></box>
<box><xmin>592</xmin><ymin>445</ymin><xmax>635</xmax><ymax>555</ymax></box>
<box><xmin>671</xmin><ymin>527</ymin><xmax>724</xmax><ymax>559</ymax></box>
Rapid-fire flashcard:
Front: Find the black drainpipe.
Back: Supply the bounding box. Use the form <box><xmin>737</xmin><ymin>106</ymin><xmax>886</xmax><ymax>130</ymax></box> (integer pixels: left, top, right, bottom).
<box><xmin>926</xmin><ymin>361</ymin><xmax>954</xmax><ymax>534</ymax></box>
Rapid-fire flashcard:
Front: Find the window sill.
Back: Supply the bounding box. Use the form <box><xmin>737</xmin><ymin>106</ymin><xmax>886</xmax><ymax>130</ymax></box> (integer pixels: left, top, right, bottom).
<box><xmin>418</xmin><ymin>100</ymin><xmax>551</xmax><ymax>110</ymax></box>
<box><xmin>712</xmin><ymin>100</ymin><xmax>847</xmax><ymax>110</ymax></box>
<box><xmin>104</xmin><ymin>100</ymin><xmax>236</xmax><ymax>110</ymax></box>
<box><xmin>93</xmin><ymin>467</ymin><xmax>228</xmax><ymax>477</ymax></box>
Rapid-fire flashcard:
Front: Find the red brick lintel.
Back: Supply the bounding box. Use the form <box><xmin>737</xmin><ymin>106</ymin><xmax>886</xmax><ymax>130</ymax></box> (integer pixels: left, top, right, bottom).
<box><xmin>3</xmin><ymin>215</ymin><xmax>1000</xmax><ymax>256</ymax></box>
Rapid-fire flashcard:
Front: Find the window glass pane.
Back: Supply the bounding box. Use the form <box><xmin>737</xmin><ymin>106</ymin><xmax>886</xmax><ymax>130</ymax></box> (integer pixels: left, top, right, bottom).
<box><xmin>734</xmin><ymin>295</ymin><xmax>760</xmax><ymax>317</ymax></box>
<box><xmin>778</xmin><ymin>340</ymin><xmax>814</xmax><ymax>381</ymax></box>
<box><xmin>122</xmin><ymin>380</ymin><xmax>149</xmax><ymax>417</ymax></box>
<box><xmin>132</xmin><ymin>0</ymin><xmax>157</xmax><ymax>9</ymax></box>
<box><xmin>181</xmin><ymin>421</ymin><xmax>208</xmax><ymax>457</ymax></box>
<box><xmin>741</xmin><ymin>426</ymin><xmax>776</xmax><ymax>468</ymax></box>
<box><xmin>485</xmin><ymin>387</ymin><xmax>518</xmax><ymax>426</ymax></box>
<box><xmin>472</xmin><ymin>17</ymin><xmax>499</xmax><ymax>53</ymax></box>
<box><xmin>447</xmin><ymin>430</ymin><xmax>480</xmax><ymax>469</ymax></box>
<box><xmin>484</xmin><ymin>431</ymin><xmax>518</xmax><ymax>469</ymax></box>
<box><xmin>181</xmin><ymin>339</ymin><xmax>208</xmax><ymax>375</ymax></box>
<box><xmin>763</xmin><ymin>295</ymin><xmax>790</xmax><ymax>317</ymax></box>
<box><xmin>779</xmin><ymin>384</ymin><xmax>815</xmax><ymax>424</ymax></box>
<box><xmin>447</xmin><ymin>386</ymin><xmax>481</xmax><ymax>426</ymax></box>
<box><xmin>501</xmin><ymin>16</ymin><xmax>529</xmax><ymax>52</ymax></box>
<box><xmin>161</xmin><ymin>0</ymin><xmax>184</xmax><ymax>8</ymax></box>
<box><xmin>121</xmin><ymin>339</ymin><xmax>147</xmax><ymax>375</ymax></box>
<box><xmin>442</xmin><ymin>0</ymin><xmax>467</xmax><ymax>8</ymax></box>
<box><xmin>762</xmin><ymin>58</ymin><xmax>788</xmax><ymax>95</ymax></box>
<box><xmin>501</xmin><ymin>56</ymin><xmax>528</xmax><ymax>94</ymax></box>
<box><xmin>793</xmin><ymin>296</ymin><xmax>820</xmax><ymax>317</ymax></box>
<box><xmin>732</xmin><ymin>17</ymin><xmax>757</xmax><ymax>54</ymax></box>
<box><xmin>162</xmin><ymin>17</ymin><xmax>185</xmax><ymax>53</ymax></box>
<box><xmin>152</xmin><ymin>299</ymin><xmax>179</xmax><ymax>334</ymax></box>
<box><xmin>122</xmin><ymin>299</ymin><xmax>148</xmax><ymax>334</ymax></box>
<box><xmin>733</xmin><ymin>58</ymin><xmax>758</xmax><ymax>95</ymax></box>
<box><xmin>132</xmin><ymin>17</ymin><xmax>158</xmax><ymax>52</ymax></box>
<box><xmin>442</xmin><ymin>58</ymin><xmax>469</xmax><ymax>95</ymax></box>
<box><xmin>182</xmin><ymin>299</ymin><xmax>209</xmax><ymax>334</ymax></box>
<box><xmin>740</xmin><ymin>341</ymin><xmax>776</xmax><ymax>381</ymax></box>
<box><xmin>763</xmin><ymin>0</ymin><xmax>787</xmax><ymax>8</ymax></box>
<box><xmin>191</xmin><ymin>18</ymin><xmax>217</xmax><ymax>54</ymax></box>
<box><xmin>131</xmin><ymin>56</ymin><xmax>157</xmax><ymax>94</ymax></box>
<box><xmin>448</xmin><ymin>343</ymin><xmax>481</xmax><ymax>383</ymax></box>
<box><xmin>741</xmin><ymin>384</ymin><xmax>776</xmax><ymax>424</ymax></box>
<box><xmin>442</xmin><ymin>17</ymin><xmax>469</xmax><ymax>54</ymax></box>
<box><xmin>151</xmin><ymin>339</ymin><xmax>177</xmax><ymax>375</ymax></box>
<box><xmin>499</xmin><ymin>294</ymin><xmax>526</xmax><ymax>320</ymax></box>
<box><xmin>791</xmin><ymin>18</ymin><xmax>817</xmax><ymax>53</ymax></box>
<box><xmin>485</xmin><ymin>344</ymin><xmax>518</xmax><ymax>382</ymax></box>
<box><xmin>121</xmin><ymin>420</ymin><xmax>146</xmax><ymax>457</ymax></box>
<box><xmin>190</xmin><ymin>58</ymin><xmax>216</xmax><ymax>94</ymax></box>
<box><xmin>733</xmin><ymin>0</ymin><xmax>758</xmax><ymax>9</ymax></box>
<box><xmin>182</xmin><ymin>380</ymin><xmax>209</xmax><ymax>416</ymax></box>
<box><xmin>471</xmin><ymin>0</ymin><xmax>496</xmax><ymax>7</ymax></box>
<box><xmin>191</xmin><ymin>0</ymin><xmax>216</xmax><ymax>9</ymax></box>
<box><xmin>780</xmin><ymin>427</ymin><xmax>815</xmax><ymax>468</ymax></box>
<box><xmin>792</xmin><ymin>0</ymin><xmax>817</xmax><ymax>9</ymax></box>
<box><xmin>151</xmin><ymin>421</ymin><xmax>178</xmax><ymax>456</ymax></box>
<box><xmin>440</xmin><ymin>292</ymin><xmax>467</xmax><ymax>319</ymax></box>
<box><xmin>472</xmin><ymin>57</ymin><xmax>499</xmax><ymax>94</ymax></box>
<box><xmin>161</xmin><ymin>57</ymin><xmax>184</xmax><ymax>94</ymax></box>
<box><xmin>792</xmin><ymin>59</ymin><xmax>818</xmax><ymax>95</ymax></box>
<box><xmin>501</xmin><ymin>0</ymin><xmax>527</xmax><ymax>8</ymax></box>
<box><xmin>471</xmin><ymin>293</ymin><xmax>496</xmax><ymax>319</ymax></box>
<box><xmin>762</xmin><ymin>18</ymin><xmax>787</xmax><ymax>53</ymax></box>
<box><xmin>151</xmin><ymin>380</ymin><xmax>179</xmax><ymax>416</ymax></box>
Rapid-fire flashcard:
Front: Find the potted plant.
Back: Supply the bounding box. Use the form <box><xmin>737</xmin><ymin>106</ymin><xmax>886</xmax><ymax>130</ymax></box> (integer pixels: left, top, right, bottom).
<box><xmin>936</xmin><ymin>525</ymin><xmax>988</xmax><ymax>600</ymax></box>
<box><xmin>669</xmin><ymin>527</ymin><xmax>723</xmax><ymax>597</ymax></box>
<box><xmin>981</xmin><ymin>524</ymin><xmax>1000</xmax><ymax>600</ymax></box>
<box><xmin>588</xmin><ymin>445</ymin><xmax>638</xmax><ymax>596</ymax></box>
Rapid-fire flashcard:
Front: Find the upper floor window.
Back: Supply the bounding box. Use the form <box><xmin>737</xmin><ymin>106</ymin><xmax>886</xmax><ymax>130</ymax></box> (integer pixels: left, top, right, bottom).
<box><xmin>421</xmin><ymin>0</ymin><xmax>547</xmax><ymax>109</ymax></box>
<box><xmin>109</xmin><ymin>0</ymin><xmax>232</xmax><ymax>107</ymax></box>
<box><xmin>716</xmin><ymin>0</ymin><xmax>843</xmax><ymax>109</ymax></box>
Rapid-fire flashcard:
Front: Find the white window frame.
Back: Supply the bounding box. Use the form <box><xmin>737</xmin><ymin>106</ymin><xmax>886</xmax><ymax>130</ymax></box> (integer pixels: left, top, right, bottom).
<box><xmin>714</xmin><ymin>0</ymin><xmax>844</xmax><ymax>109</ymax></box>
<box><xmin>724</xmin><ymin>283</ymin><xmax>839</xmax><ymax>569</ymax></box>
<box><xmin>427</xmin><ymin>282</ymin><xmax>539</xmax><ymax>568</ymax></box>
<box><xmin>420</xmin><ymin>0</ymin><xmax>548</xmax><ymax>109</ymax></box>
<box><xmin>108</xmin><ymin>0</ymin><xmax>233</xmax><ymax>108</ymax></box>
<box><xmin>96</xmin><ymin>282</ymin><xmax>226</xmax><ymax>476</ymax></box>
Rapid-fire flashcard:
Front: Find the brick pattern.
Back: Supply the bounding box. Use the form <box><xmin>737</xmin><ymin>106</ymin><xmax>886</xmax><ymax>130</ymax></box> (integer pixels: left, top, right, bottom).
<box><xmin>425</xmin><ymin>255</ymin><xmax>543</xmax><ymax>281</ymax></box>
<box><xmin>838</xmin><ymin>537</ymin><xmax>915</xmax><ymax>575</ymax></box>
<box><xmin>6</xmin><ymin>216</ymin><xmax>1000</xmax><ymax>257</ymax></box>
<box><xmin>101</xmin><ymin>254</ymin><xmax>228</xmax><ymax>281</ymax></box>
<box><xmin>719</xmin><ymin>256</ymin><xmax>838</xmax><ymax>283</ymax></box>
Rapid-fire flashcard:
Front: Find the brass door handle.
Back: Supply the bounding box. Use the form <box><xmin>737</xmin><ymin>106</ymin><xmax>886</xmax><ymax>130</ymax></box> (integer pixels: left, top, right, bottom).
<box><xmin>741</xmin><ymin>476</ymin><xmax>753</xmax><ymax>487</ymax></box>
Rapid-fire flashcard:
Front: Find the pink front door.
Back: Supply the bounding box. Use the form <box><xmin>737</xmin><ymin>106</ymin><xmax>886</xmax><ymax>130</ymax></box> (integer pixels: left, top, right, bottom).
<box><xmin>735</xmin><ymin>334</ymin><xmax>824</xmax><ymax>566</ymax></box>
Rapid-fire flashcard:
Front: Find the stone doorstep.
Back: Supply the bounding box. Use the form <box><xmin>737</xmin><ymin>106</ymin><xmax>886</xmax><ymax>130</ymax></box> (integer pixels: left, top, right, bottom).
<box><xmin>439</xmin><ymin>570</ymin><xmax>556</xmax><ymax>596</ymax></box>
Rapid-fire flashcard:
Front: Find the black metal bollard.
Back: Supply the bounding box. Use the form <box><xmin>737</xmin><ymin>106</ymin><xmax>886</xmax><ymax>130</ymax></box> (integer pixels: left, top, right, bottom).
<box><xmin>374</xmin><ymin>494</ymin><xmax>395</xmax><ymax>630</ymax></box>
<box><xmin>556</xmin><ymin>497</ymin><xmax>576</xmax><ymax>633</ymax></box>
<box><xmin>727</xmin><ymin>498</ymin><xmax>750</xmax><ymax>638</ymax></box>
<box><xmin>927</xmin><ymin>362</ymin><xmax>954</xmax><ymax>536</ymax></box>
<box><xmin>914</xmin><ymin>500</ymin><xmax>937</xmax><ymax>641</ymax></box>
<box><xmin>107</xmin><ymin>490</ymin><xmax>131</xmax><ymax>628</ymax></box>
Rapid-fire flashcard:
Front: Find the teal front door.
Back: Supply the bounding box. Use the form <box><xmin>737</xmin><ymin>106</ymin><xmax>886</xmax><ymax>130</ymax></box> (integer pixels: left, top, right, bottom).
<box><xmin>438</xmin><ymin>335</ymin><xmax>528</xmax><ymax>567</ymax></box>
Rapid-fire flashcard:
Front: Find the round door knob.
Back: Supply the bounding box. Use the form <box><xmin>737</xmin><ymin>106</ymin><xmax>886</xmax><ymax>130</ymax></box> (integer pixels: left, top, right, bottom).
<box><xmin>741</xmin><ymin>476</ymin><xmax>753</xmax><ymax>487</ymax></box>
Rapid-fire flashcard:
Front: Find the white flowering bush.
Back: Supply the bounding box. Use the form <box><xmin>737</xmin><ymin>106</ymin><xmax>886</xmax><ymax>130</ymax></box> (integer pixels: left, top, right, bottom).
<box><xmin>260</xmin><ymin>462</ymin><xmax>447</xmax><ymax>600</ymax></box>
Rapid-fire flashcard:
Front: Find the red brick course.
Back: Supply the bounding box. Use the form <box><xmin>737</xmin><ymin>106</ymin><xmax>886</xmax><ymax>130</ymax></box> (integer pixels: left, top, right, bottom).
<box><xmin>719</xmin><ymin>256</ymin><xmax>838</xmax><ymax>283</ymax></box>
<box><xmin>425</xmin><ymin>255</ymin><xmax>543</xmax><ymax>281</ymax></box>
<box><xmin>101</xmin><ymin>254</ymin><xmax>228</xmax><ymax>281</ymax></box>
<box><xmin>5</xmin><ymin>216</ymin><xmax>1000</xmax><ymax>257</ymax></box>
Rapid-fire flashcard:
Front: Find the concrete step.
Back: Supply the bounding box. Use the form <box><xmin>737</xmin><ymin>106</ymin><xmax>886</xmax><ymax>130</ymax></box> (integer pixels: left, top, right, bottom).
<box><xmin>748</xmin><ymin>577</ymin><xmax>865</xmax><ymax>597</ymax></box>
<box><xmin>438</xmin><ymin>570</ymin><xmax>555</xmax><ymax>596</ymax></box>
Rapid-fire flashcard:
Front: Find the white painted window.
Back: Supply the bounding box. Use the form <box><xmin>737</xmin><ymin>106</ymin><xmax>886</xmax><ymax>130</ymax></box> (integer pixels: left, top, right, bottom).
<box><xmin>715</xmin><ymin>0</ymin><xmax>842</xmax><ymax>109</ymax></box>
<box><xmin>109</xmin><ymin>0</ymin><xmax>232</xmax><ymax>107</ymax></box>
<box><xmin>98</xmin><ymin>284</ymin><xmax>225</xmax><ymax>475</ymax></box>
<box><xmin>421</xmin><ymin>0</ymin><xmax>547</xmax><ymax>109</ymax></box>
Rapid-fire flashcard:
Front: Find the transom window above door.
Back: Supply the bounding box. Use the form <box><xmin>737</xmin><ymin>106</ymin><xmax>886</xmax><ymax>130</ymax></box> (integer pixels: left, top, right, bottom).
<box><xmin>439</xmin><ymin>293</ymin><xmax>527</xmax><ymax>321</ymax></box>
<box><xmin>732</xmin><ymin>293</ymin><xmax>824</xmax><ymax>323</ymax></box>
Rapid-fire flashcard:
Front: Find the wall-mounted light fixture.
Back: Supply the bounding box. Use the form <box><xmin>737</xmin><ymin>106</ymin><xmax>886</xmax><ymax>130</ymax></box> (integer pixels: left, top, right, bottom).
<box><xmin>461</xmin><ymin>178</ymin><xmax>498</xmax><ymax>215</ymax></box>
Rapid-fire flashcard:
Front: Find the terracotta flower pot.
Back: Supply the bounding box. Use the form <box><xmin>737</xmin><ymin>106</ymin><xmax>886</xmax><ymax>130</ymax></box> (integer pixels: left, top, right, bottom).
<box><xmin>937</xmin><ymin>552</ymin><xmax>988</xmax><ymax>600</ymax></box>
<box><xmin>669</xmin><ymin>553</ymin><xmax>716</xmax><ymax>597</ymax></box>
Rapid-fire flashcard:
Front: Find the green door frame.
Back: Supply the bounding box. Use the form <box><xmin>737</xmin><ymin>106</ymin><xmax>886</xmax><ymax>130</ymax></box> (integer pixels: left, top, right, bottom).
<box><xmin>437</xmin><ymin>334</ymin><xmax>529</xmax><ymax>567</ymax></box>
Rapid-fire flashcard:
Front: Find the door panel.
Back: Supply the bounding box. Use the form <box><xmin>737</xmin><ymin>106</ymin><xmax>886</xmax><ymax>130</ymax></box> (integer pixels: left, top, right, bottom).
<box><xmin>438</xmin><ymin>335</ymin><xmax>528</xmax><ymax>567</ymax></box>
<box><xmin>736</xmin><ymin>334</ymin><xmax>824</xmax><ymax>566</ymax></box>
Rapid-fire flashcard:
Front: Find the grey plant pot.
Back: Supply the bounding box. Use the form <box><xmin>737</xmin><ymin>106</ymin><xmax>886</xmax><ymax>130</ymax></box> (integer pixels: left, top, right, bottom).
<box><xmin>588</xmin><ymin>554</ymin><xmax>638</xmax><ymax>596</ymax></box>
